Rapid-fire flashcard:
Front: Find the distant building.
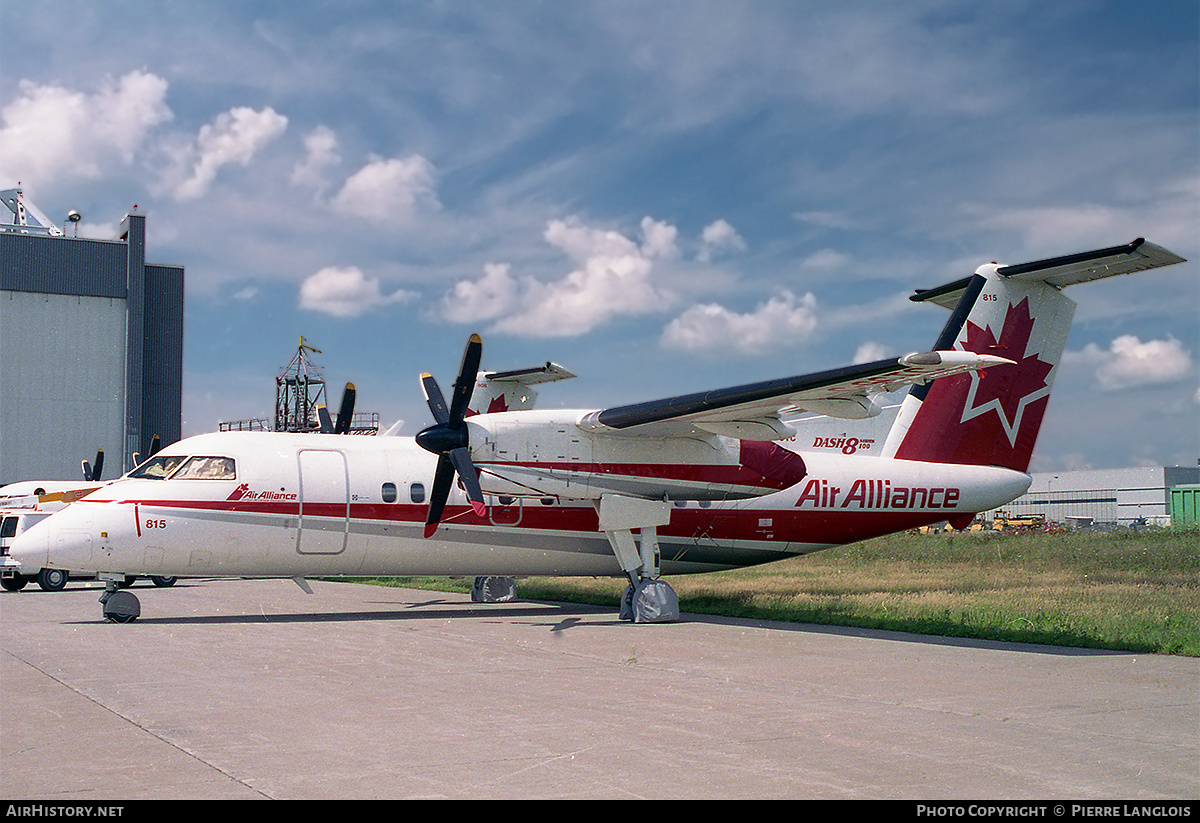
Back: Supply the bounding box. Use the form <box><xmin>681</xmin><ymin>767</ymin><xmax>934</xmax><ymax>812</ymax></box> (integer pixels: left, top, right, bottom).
<box><xmin>991</xmin><ymin>466</ymin><xmax>1200</xmax><ymax>527</ymax></box>
<box><xmin>0</xmin><ymin>188</ymin><xmax>184</xmax><ymax>484</ymax></box>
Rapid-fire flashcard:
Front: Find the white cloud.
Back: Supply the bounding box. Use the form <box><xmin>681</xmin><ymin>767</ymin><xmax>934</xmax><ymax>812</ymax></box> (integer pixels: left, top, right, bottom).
<box><xmin>661</xmin><ymin>290</ymin><xmax>819</xmax><ymax>356</ymax></box>
<box><xmin>169</xmin><ymin>106</ymin><xmax>289</xmax><ymax>201</ymax></box>
<box><xmin>1068</xmin><ymin>335</ymin><xmax>1193</xmax><ymax>391</ymax></box>
<box><xmin>545</xmin><ymin>215</ymin><xmax>678</xmax><ymax>263</ymax></box>
<box><xmin>441</xmin><ymin>216</ymin><xmax>679</xmax><ymax>337</ymax></box>
<box><xmin>799</xmin><ymin>247</ymin><xmax>852</xmax><ymax>272</ymax></box>
<box><xmin>697</xmin><ymin>219</ymin><xmax>746</xmax><ymax>262</ymax></box>
<box><xmin>441</xmin><ymin>262</ymin><xmax>520</xmax><ymax>324</ymax></box>
<box><xmin>331</xmin><ymin>154</ymin><xmax>439</xmax><ymax>223</ymax></box>
<box><xmin>0</xmin><ymin>71</ymin><xmax>171</xmax><ymax>188</ymax></box>
<box><xmin>299</xmin><ymin>266</ymin><xmax>415</xmax><ymax>318</ymax></box>
<box><xmin>291</xmin><ymin>125</ymin><xmax>341</xmax><ymax>192</ymax></box>
<box><xmin>853</xmin><ymin>341</ymin><xmax>891</xmax><ymax>364</ymax></box>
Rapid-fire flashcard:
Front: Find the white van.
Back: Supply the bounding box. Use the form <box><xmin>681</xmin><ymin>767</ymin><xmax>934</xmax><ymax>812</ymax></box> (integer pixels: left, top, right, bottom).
<box><xmin>1</xmin><ymin>510</ymin><xmax>67</xmax><ymax>591</ymax></box>
<box><xmin>0</xmin><ymin>479</ymin><xmax>181</xmax><ymax>592</ymax></box>
<box><xmin>2</xmin><ymin>509</ymin><xmax>178</xmax><ymax>591</ymax></box>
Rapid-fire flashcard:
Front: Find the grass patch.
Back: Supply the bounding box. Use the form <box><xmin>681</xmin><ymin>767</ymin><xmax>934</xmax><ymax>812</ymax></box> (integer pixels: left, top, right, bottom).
<box><xmin>347</xmin><ymin>528</ymin><xmax>1199</xmax><ymax>655</ymax></box>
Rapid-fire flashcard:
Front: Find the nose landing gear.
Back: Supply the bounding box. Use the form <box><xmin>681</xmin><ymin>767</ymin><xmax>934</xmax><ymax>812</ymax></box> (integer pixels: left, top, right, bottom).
<box><xmin>99</xmin><ymin>576</ymin><xmax>140</xmax><ymax>623</ymax></box>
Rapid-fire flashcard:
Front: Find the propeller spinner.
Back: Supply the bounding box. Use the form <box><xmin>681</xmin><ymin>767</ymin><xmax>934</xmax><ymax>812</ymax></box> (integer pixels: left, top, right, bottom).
<box><xmin>415</xmin><ymin>334</ymin><xmax>488</xmax><ymax>536</ymax></box>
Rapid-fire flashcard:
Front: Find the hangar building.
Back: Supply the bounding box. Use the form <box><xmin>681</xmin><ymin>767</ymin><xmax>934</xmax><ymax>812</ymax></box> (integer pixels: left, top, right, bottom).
<box><xmin>990</xmin><ymin>466</ymin><xmax>1200</xmax><ymax>527</ymax></box>
<box><xmin>0</xmin><ymin>188</ymin><xmax>184</xmax><ymax>485</ymax></box>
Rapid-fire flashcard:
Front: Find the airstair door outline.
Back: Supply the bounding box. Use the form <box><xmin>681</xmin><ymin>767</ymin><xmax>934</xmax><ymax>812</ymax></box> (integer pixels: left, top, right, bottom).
<box><xmin>296</xmin><ymin>449</ymin><xmax>349</xmax><ymax>555</ymax></box>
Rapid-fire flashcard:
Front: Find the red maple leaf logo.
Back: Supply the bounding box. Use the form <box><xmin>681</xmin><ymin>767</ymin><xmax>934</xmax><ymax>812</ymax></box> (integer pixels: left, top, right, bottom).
<box><xmin>958</xmin><ymin>298</ymin><xmax>1054</xmax><ymax>445</ymax></box>
<box><xmin>466</xmin><ymin>395</ymin><xmax>510</xmax><ymax>417</ymax></box>
<box><xmin>893</xmin><ymin>296</ymin><xmax>1061</xmax><ymax>471</ymax></box>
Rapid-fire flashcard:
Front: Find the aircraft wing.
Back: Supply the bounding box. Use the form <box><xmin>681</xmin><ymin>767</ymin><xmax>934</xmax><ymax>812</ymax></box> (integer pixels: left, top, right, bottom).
<box><xmin>576</xmin><ymin>350</ymin><xmax>1011</xmax><ymax>441</ymax></box>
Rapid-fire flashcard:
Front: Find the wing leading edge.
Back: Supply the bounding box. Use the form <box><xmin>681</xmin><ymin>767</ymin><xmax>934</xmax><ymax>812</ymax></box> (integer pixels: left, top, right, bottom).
<box><xmin>576</xmin><ymin>350</ymin><xmax>1012</xmax><ymax>441</ymax></box>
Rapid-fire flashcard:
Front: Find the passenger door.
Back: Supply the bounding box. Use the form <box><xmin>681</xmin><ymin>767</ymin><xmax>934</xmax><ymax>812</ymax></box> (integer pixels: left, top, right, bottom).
<box><xmin>296</xmin><ymin>449</ymin><xmax>349</xmax><ymax>555</ymax></box>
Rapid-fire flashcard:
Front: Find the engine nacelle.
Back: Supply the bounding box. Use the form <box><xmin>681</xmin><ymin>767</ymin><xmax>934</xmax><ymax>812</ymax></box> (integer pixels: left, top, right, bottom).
<box><xmin>467</xmin><ymin>412</ymin><xmax>807</xmax><ymax>501</ymax></box>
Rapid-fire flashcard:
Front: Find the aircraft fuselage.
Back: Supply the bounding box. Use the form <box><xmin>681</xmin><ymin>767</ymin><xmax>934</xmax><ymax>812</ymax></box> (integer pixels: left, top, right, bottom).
<box><xmin>12</xmin><ymin>429</ymin><xmax>1030</xmax><ymax>581</ymax></box>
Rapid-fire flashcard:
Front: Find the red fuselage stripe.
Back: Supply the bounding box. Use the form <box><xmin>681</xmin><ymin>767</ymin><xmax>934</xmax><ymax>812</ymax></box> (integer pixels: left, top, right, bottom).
<box><xmin>92</xmin><ymin>496</ymin><xmax>961</xmax><ymax>547</ymax></box>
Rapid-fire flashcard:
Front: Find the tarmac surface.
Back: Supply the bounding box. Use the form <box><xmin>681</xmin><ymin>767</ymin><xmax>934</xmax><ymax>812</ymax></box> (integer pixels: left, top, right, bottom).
<box><xmin>1</xmin><ymin>577</ymin><xmax>1196</xmax><ymax>800</ymax></box>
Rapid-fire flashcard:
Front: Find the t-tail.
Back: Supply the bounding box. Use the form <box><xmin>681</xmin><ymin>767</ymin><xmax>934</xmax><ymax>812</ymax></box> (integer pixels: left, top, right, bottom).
<box><xmin>882</xmin><ymin>239</ymin><xmax>1186</xmax><ymax>472</ymax></box>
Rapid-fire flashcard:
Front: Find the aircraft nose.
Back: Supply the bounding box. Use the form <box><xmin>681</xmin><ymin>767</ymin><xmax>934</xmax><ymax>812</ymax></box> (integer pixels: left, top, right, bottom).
<box><xmin>9</xmin><ymin>525</ymin><xmax>49</xmax><ymax>569</ymax></box>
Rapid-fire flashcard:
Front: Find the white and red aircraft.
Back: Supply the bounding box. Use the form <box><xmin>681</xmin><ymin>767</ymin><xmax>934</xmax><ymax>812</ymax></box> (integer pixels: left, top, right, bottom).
<box><xmin>8</xmin><ymin>239</ymin><xmax>1185</xmax><ymax>622</ymax></box>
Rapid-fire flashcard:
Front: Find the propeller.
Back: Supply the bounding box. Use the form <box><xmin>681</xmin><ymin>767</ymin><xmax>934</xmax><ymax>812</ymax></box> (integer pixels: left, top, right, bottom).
<box><xmin>81</xmin><ymin>449</ymin><xmax>104</xmax><ymax>482</ymax></box>
<box><xmin>334</xmin><ymin>382</ymin><xmax>356</xmax><ymax>434</ymax></box>
<box><xmin>132</xmin><ymin>435</ymin><xmax>162</xmax><ymax>468</ymax></box>
<box><xmin>415</xmin><ymin>334</ymin><xmax>487</xmax><ymax>536</ymax></box>
<box><xmin>317</xmin><ymin>383</ymin><xmax>357</xmax><ymax>434</ymax></box>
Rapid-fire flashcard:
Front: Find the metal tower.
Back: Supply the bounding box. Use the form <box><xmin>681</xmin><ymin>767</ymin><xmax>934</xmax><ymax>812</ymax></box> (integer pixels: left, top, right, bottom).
<box><xmin>275</xmin><ymin>337</ymin><xmax>328</xmax><ymax>433</ymax></box>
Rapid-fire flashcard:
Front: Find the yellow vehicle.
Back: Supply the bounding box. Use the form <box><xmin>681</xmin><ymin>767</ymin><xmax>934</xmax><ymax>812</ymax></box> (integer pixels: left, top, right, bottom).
<box><xmin>991</xmin><ymin>512</ymin><xmax>1045</xmax><ymax>532</ymax></box>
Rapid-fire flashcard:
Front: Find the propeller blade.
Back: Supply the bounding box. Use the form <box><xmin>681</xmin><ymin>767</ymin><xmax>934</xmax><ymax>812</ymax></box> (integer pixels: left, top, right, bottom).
<box><xmin>424</xmin><ymin>454</ymin><xmax>456</xmax><ymax>537</ymax></box>
<box><xmin>448</xmin><ymin>334</ymin><xmax>482</xmax><ymax>424</ymax></box>
<box><xmin>421</xmin><ymin>373</ymin><xmax>450</xmax><ymax>425</ymax></box>
<box><xmin>91</xmin><ymin>449</ymin><xmax>104</xmax><ymax>481</ymax></box>
<box><xmin>334</xmin><ymin>383</ymin><xmax>356</xmax><ymax>434</ymax></box>
<box><xmin>317</xmin><ymin>405</ymin><xmax>334</xmax><ymax>433</ymax></box>
<box><xmin>148</xmin><ymin>435</ymin><xmax>161</xmax><ymax>457</ymax></box>
<box><xmin>449</xmin><ymin>447</ymin><xmax>487</xmax><ymax>517</ymax></box>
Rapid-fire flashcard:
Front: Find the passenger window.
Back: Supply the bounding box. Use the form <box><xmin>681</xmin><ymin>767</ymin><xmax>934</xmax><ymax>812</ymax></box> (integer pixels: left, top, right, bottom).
<box><xmin>172</xmin><ymin>456</ymin><xmax>237</xmax><ymax>480</ymax></box>
<box><xmin>129</xmin><ymin>454</ymin><xmax>188</xmax><ymax>480</ymax></box>
<box><xmin>410</xmin><ymin>483</ymin><xmax>426</xmax><ymax>504</ymax></box>
<box><xmin>381</xmin><ymin>482</ymin><xmax>397</xmax><ymax>503</ymax></box>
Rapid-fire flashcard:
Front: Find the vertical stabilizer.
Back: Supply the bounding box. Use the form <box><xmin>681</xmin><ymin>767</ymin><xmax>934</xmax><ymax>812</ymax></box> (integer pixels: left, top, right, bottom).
<box><xmin>468</xmin><ymin>362</ymin><xmax>575</xmax><ymax>415</ymax></box>
<box><xmin>882</xmin><ymin>239</ymin><xmax>1185</xmax><ymax>472</ymax></box>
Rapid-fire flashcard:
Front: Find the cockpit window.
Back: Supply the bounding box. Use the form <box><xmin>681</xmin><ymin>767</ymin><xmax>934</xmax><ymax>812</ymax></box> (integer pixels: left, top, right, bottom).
<box><xmin>172</xmin><ymin>456</ymin><xmax>237</xmax><ymax>480</ymax></box>
<box><xmin>128</xmin><ymin>454</ymin><xmax>188</xmax><ymax>480</ymax></box>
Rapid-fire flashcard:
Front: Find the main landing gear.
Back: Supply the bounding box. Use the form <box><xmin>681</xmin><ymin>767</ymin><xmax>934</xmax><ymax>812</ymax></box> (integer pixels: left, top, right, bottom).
<box><xmin>599</xmin><ymin>495</ymin><xmax>679</xmax><ymax>624</ymax></box>
<box><xmin>470</xmin><ymin>495</ymin><xmax>680</xmax><ymax>623</ymax></box>
<box><xmin>472</xmin><ymin>575</ymin><xmax>517</xmax><ymax>603</ymax></box>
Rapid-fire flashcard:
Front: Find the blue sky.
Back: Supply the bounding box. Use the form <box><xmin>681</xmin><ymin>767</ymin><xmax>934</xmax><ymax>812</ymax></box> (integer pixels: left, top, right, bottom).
<box><xmin>2</xmin><ymin>1</ymin><xmax>1196</xmax><ymax>472</ymax></box>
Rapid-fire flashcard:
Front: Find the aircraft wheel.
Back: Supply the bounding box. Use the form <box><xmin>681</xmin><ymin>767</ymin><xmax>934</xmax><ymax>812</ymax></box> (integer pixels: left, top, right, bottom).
<box><xmin>119</xmin><ymin>575</ymin><xmax>138</xmax><ymax>588</ymax></box>
<box><xmin>1</xmin><ymin>575</ymin><xmax>29</xmax><ymax>592</ymax></box>
<box><xmin>150</xmin><ymin>576</ymin><xmax>177</xmax><ymax>587</ymax></box>
<box><xmin>36</xmin><ymin>568</ymin><xmax>69</xmax><ymax>592</ymax></box>
<box><xmin>103</xmin><ymin>590</ymin><xmax>140</xmax><ymax>623</ymax></box>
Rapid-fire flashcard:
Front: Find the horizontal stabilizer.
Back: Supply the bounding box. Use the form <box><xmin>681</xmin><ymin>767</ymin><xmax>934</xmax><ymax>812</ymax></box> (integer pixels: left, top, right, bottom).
<box><xmin>484</xmin><ymin>362</ymin><xmax>576</xmax><ymax>385</ymax></box>
<box><xmin>912</xmin><ymin>239</ymin><xmax>1186</xmax><ymax>309</ymax></box>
